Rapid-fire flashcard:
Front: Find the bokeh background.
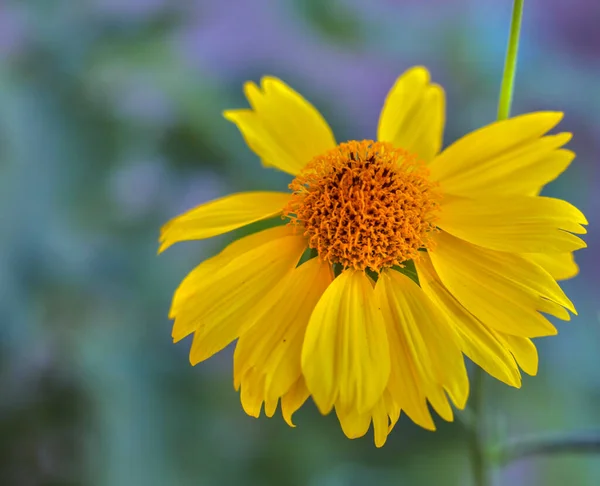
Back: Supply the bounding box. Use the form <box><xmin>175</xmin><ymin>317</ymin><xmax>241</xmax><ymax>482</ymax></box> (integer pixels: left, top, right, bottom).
<box><xmin>1</xmin><ymin>0</ymin><xmax>599</xmax><ymax>485</ymax></box>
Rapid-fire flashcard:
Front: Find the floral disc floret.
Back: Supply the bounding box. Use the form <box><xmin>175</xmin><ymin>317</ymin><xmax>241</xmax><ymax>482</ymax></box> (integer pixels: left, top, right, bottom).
<box><xmin>284</xmin><ymin>140</ymin><xmax>442</xmax><ymax>271</ymax></box>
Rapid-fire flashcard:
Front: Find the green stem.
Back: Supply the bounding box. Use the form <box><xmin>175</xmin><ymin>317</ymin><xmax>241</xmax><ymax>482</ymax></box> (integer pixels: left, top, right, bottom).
<box><xmin>468</xmin><ymin>2</ymin><xmax>526</xmax><ymax>485</ymax></box>
<box><xmin>468</xmin><ymin>0</ymin><xmax>600</xmax><ymax>480</ymax></box>
<box><xmin>468</xmin><ymin>367</ymin><xmax>490</xmax><ymax>486</ymax></box>
<box><xmin>497</xmin><ymin>0</ymin><xmax>524</xmax><ymax>121</ymax></box>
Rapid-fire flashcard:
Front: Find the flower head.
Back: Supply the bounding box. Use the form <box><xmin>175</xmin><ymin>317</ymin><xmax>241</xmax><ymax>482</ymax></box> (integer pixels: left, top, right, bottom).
<box><xmin>284</xmin><ymin>140</ymin><xmax>441</xmax><ymax>270</ymax></box>
<box><xmin>159</xmin><ymin>67</ymin><xmax>586</xmax><ymax>447</ymax></box>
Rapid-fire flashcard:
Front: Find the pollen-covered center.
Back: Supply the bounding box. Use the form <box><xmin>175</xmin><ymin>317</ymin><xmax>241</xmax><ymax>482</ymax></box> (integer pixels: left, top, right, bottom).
<box><xmin>284</xmin><ymin>140</ymin><xmax>441</xmax><ymax>271</ymax></box>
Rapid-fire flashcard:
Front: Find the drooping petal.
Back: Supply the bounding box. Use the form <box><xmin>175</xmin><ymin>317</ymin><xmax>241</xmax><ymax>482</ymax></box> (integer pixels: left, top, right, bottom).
<box><xmin>429</xmin><ymin>112</ymin><xmax>570</xmax><ymax>195</ymax></box>
<box><xmin>169</xmin><ymin>254</ymin><xmax>224</xmax><ymax>322</ymax></box>
<box><xmin>495</xmin><ymin>333</ymin><xmax>539</xmax><ymax>376</ymax></box>
<box><xmin>373</xmin><ymin>392</ymin><xmax>401</xmax><ymax>448</ymax></box>
<box><xmin>239</xmin><ymin>369</ymin><xmax>308</xmax><ymax>422</ymax></box>
<box><xmin>524</xmin><ymin>252</ymin><xmax>579</xmax><ymax>281</ymax></box>
<box><xmin>335</xmin><ymin>406</ymin><xmax>372</xmax><ymax>440</ymax></box>
<box><xmin>239</xmin><ymin>367</ymin><xmax>266</xmax><ymax>418</ymax></box>
<box><xmin>416</xmin><ymin>255</ymin><xmax>522</xmax><ymax>387</ymax></box>
<box><xmin>234</xmin><ymin>257</ymin><xmax>333</xmax><ymax>399</ymax></box>
<box><xmin>383</xmin><ymin>391</ymin><xmax>401</xmax><ymax>434</ymax></box>
<box><xmin>174</xmin><ymin>226</ymin><xmax>306</xmax><ymax>364</ymax></box>
<box><xmin>417</xmin><ymin>253</ymin><xmax>540</xmax><ymax>383</ymax></box>
<box><xmin>372</xmin><ymin>403</ymin><xmax>388</xmax><ymax>447</ymax></box>
<box><xmin>281</xmin><ymin>377</ymin><xmax>311</xmax><ymax>427</ymax></box>
<box><xmin>429</xmin><ymin>231</ymin><xmax>574</xmax><ymax>338</ymax></box>
<box><xmin>224</xmin><ymin>77</ymin><xmax>336</xmax><ymax>175</ymax></box>
<box><xmin>381</xmin><ymin>297</ymin><xmax>436</xmax><ymax>431</ymax></box>
<box><xmin>334</xmin><ymin>390</ymin><xmax>401</xmax><ymax>447</ymax></box>
<box><xmin>377</xmin><ymin>66</ymin><xmax>445</xmax><ymax>162</ymax></box>
<box><xmin>159</xmin><ymin>192</ymin><xmax>291</xmax><ymax>252</ymax></box>
<box><xmin>439</xmin><ymin>196</ymin><xmax>587</xmax><ymax>254</ymax></box>
<box><xmin>375</xmin><ymin>269</ymin><xmax>469</xmax><ymax>427</ymax></box>
<box><xmin>302</xmin><ymin>270</ymin><xmax>390</xmax><ymax>415</ymax></box>
<box><xmin>376</xmin><ymin>272</ymin><xmax>436</xmax><ymax>430</ymax></box>
<box><xmin>169</xmin><ymin>225</ymin><xmax>292</xmax><ymax>324</ymax></box>
<box><xmin>264</xmin><ymin>396</ymin><xmax>278</xmax><ymax>418</ymax></box>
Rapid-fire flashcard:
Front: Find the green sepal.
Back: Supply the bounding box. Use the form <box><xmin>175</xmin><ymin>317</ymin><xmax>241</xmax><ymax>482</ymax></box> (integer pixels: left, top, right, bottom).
<box><xmin>392</xmin><ymin>259</ymin><xmax>420</xmax><ymax>286</ymax></box>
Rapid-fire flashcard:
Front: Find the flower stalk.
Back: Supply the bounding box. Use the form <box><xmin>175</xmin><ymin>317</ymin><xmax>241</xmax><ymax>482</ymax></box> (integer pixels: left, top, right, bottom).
<box><xmin>469</xmin><ymin>0</ymin><xmax>525</xmax><ymax>484</ymax></box>
<box><xmin>469</xmin><ymin>0</ymin><xmax>600</xmax><ymax>483</ymax></box>
<box><xmin>497</xmin><ymin>0</ymin><xmax>524</xmax><ymax>121</ymax></box>
<box><xmin>469</xmin><ymin>368</ymin><xmax>490</xmax><ymax>486</ymax></box>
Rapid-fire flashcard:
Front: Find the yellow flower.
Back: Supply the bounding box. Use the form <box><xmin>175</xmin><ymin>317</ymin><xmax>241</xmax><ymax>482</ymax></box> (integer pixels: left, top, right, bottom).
<box><xmin>159</xmin><ymin>67</ymin><xmax>587</xmax><ymax>447</ymax></box>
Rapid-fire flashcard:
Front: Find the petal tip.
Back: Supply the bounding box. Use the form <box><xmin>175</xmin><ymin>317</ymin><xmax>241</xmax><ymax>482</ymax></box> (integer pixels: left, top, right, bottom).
<box><xmin>172</xmin><ymin>326</ymin><xmax>189</xmax><ymax>344</ymax></box>
<box><xmin>243</xmin><ymin>80</ymin><xmax>260</xmax><ymax>97</ymax></box>
<box><xmin>311</xmin><ymin>397</ymin><xmax>335</xmax><ymax>416</ymax></box>
<box><xmin>561</xmin><ymin>133</ymin><xmax>574</xmax><ymax>145</ymax></box>
<box><xmin>504</xmin><ymin>369</ymin><xmax>523</xmax><ymax>389</ymax></box>
<box><xmin>541</xmin><ymin>111</ymin><xmax>564</xmax><ymax>125</ymax></box>
<box><xmin>374</xmin><ymin>436</ymin><xmax>388</xmax><ymax>448</ymax></box>
<box><xmin>260</xmin><ymin>75</ymin><xmax>282</xmax><ymax>89</ymax></box>
<box><xmin>222</xmin><ymin>109</ymin><xmax>247</xmax><ymax>122</ymax></box>
<box><xmin>282</xmin><ymin>415</ymin><xmax>297</xmax><ymax>428</ymax></box>
<box><xmin>405</xmin><ymin>65</ymin><xmax>431</xmax><ymax>82</ymax></box>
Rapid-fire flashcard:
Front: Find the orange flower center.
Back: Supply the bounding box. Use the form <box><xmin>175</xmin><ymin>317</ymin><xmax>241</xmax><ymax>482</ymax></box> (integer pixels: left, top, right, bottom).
<box><xmin>283</xmin><ymin>140</ymin><xmax>441</xmax><ymax>271</ymax></box>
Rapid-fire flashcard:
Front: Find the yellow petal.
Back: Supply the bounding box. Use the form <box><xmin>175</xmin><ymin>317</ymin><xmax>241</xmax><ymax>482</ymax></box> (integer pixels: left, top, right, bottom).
<box><xmin>335</xmin><ymin>406</ymin><xmax>372</xmax><ymax>440</ymax></box>
<box><xmin>224</xmin><ymin>77</ymin><xmax>336</xmax><ymax>175</ymax></box>
<box><xmin>335</xmin><ymin>390</ymin><xmax>400</xmax><ymax>447</ymax></box>
<box><xmin>383</xmin><ymin>391</ymin><xmax>401</xmax><ymax>433</ymax></box>
<box><xmin>238</xmin><ymin>367</ymin><xmax>280</xmax><ymax>420</ymax></box>
<box><xmin>281</xmin><ymin>377</ymin><xmax>310</xmax><ymax>427</ymax></box>
<box><xmin>387</xmin><ymin>408</ymin><xmax>401</xmax><ymax>435</ymax></box>
<box><xmin>375</xmin><ymin>276</ymin><xmax>435</xmax><ymax>430</ymax></box>
<box><xmin>439</xmin><ymin>196</ymin><xmax>587</xmax><ymax>254</ymax></box>
<box><xmin>372</xmin><ymin>391</ymin><xmax>402</xmax><ymax>448</ymax></box>
<box><xmin>495</xmin><ymin>333</ymin><xmax>539</xmax><ymax>376</ymax></box>
<box><xmin>375</xmin><ymin>269</ymin><xmax>469</xmax><ymax>425</ymax></box>
<box><xmin>524</xmin><ymin>252</ymin><xmax>579</xmax><ymax>281</ymax></box>
<box><xmin>302</xmin><ymin>270</ymin><xmax>390</xmax><ymax>415</ymax></box>
<box><xmin>429</xmin><ymin>231</ymin><xmax>573</xmax><ymax>338</ymax></box>
<box><xmin>170</xmin><ymin>225</ymin><xmax>293</xmax><ymax>323</ymax></box>
<box><xmin>416</xmin><ymin>255</ymin><xmax>522</xmax><ymax>387</ymax></box>
<box><xmin>429</xmin><ymin>112</ymin><xmax>568</xmax><ymax>195</ymax></box>
<box><xmin>381</xmin><ymin>308</ymin><xmax>436</xmax><ymax>430</ymax></box>
<box><xmin>182</xmin><ymin>227</ymin><xmax>306</xmax><ymax>364</ymax></box>
<box><xmin>169</xmin><ymin>254</ymin><xmax>223</xmax><ymax>322</ymax></box>
<box><xmin>372</xmin><ymin>396</ymin><xmax>392</xmax><ymax>448</ymax></box>
<box><xmin>239</xmin><ymin>367</ymin><xmax>266</xmax><ymax>418</ymax></box>
<box><xmin>502</xmin><ymin>144</ymin><xmax>575</xmax><ymax>197</ymax></box>
<box><xmin>233</xmin><ymin>257</ymin><xmax>333</xmax><ymax>398</ymax></box>
<box><xmin>264</xmin><ymin>396</ymin><xmax>278</xmax><ymax>418</ymax></box>
<box><xmin>159</xmin><ymin>191</ymin><xmax>291</xmax><ymax>252</ymax></box>
<box><xmin>377</xmin><ymin>66</ymin><xmax>445</xmax><ymax>162</ymax></box>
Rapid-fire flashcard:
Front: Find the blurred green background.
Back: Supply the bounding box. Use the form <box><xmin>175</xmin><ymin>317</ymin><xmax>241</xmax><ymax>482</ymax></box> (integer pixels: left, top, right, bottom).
<box><xmin>1</xmin><ymin>1</ymin><xmax>598</xmax><ymax>485</ymax></box>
